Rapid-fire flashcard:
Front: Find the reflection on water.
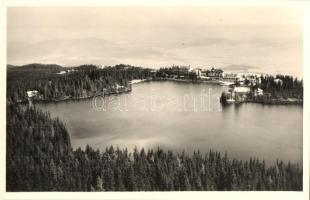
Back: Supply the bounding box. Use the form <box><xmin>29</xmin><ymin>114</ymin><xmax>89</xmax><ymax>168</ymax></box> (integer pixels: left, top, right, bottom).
<box><xmin>36</xmin><ymin>81</ymin><xmax>303</xmax><ymax>165</ymax></box>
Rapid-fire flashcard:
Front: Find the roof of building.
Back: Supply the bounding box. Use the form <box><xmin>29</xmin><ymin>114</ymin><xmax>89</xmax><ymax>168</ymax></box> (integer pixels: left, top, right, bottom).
<box><xmin>27</xmin><ymin>90</ymin><xmax>38</xmax><ymax>97</ymax></box>
<box><xmin>208</xmin><ymin>67</ymin><xmax>223</xmax><ymax>73</ymax></box>
<box><xmin>189</xmin><ymin>68</ymin><xmax>202</xmax><ymax>71</ymax></box>
<box><xmin>234</xmin><ymin>87</ymin><xmax>250</xmax><ymax>93</ymax></box>
<box><xmin>224</xmin><ymin>73</ymin><xmax>237</xmax><ymax>77</ymax></box>
<box><xmin>274</xmin><ymin>78</ymin><xmax>283</xmax><ymax>83</ymax></box>
<box><xmin>27</xmin><ymin>90</ymin><xmax>38</xmax><ymax>94</ymax></box>
<box><xmin>56</xmin><ymin>71</ymin><xmax>66</xmax><ymax>75</ymax></box>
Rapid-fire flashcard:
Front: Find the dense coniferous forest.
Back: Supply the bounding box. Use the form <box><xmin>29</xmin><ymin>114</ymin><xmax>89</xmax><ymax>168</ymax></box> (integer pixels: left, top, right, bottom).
<box><xmin>7</xmin><ymin>64</ymin><xmax>153</xmax><ymax>104</ymax></box>
<box><xmin>7</xmin><ymin>105</ymin><xmax>302</xmax><ymax>191</ymax></box>
<box><xmin>7</xmin><ymin>64</ymin><xmax>303</xmax><ymax>104</ymax></box>
<box><xmin>258</xmin><ymin>75</ymin><xmax>303</xmax><ymax>99</ymax></box>
<box><xmin>242</xmin><ymin>75</ymin><xmax>303</xmax><ymax>104</ymax></box>
<box><xmin>6</xmin><ymin>64</ymin><xmax>303</xmax><ymax>191</ymax></box>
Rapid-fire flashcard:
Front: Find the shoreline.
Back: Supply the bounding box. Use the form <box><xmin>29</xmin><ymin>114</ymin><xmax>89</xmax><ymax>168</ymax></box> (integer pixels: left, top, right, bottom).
<box><xmin>153</xmin><ymin>77</ymin><xmax>225</xmax><ymax>84</ymax></box>
<box><xmin>130</xmin><ymin>78</ymin><xmax>152</xmax><ymax>84</ymax></box>
<box><xmin>245</xmin><ymin>98</ymin><xmax>303</xmax><ymax>105</ymax></box>
<box><xmin>8</xmin><ymin>78</ymin><xmax>225</xmax><ymax>105</ymax></box>
<box><xmin>9</xmin><ymin>78</ymin><xmax>303</xmax><ymax>106</ymax></box>
<box><xmin>8</xmin><ymin>87</ymin><xmax>132</xmax><ymax>105</ymax></box>
<box><xmin>221</xmin><ymin>97</ymin><xmax>303</xmax><ymax>106</ymax></box>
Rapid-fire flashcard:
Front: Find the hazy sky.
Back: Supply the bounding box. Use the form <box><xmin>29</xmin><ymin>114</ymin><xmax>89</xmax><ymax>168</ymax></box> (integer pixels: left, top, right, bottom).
<box><xmin>7</xmin><ymin>7</ymin><xmax>303</xmax><ymax>77</ymax></box>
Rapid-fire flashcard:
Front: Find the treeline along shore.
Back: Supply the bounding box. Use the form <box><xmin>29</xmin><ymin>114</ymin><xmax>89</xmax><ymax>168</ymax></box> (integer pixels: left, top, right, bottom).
<box><xmin>7</xmin><ymin>64</ymin><xmax>152</xmax><ymax>105</ymax></box>
<box><xmin>6</xmin><ymin>63</ymin><xmax>303</xmax><ymax>191</ymax></box>
<box><xmin>7</xmin><ymin>63</ymin><xmax>303</xmax><ymax>105</ymax></box>
<box><xmin>220</xmin><ymin>75</ymin><xmax>303</xmax><ymax>105</ymax></box>
<box><xmin>7</xmin><ymin>105</ymin><xmax>303</xmax><ymax>191</ymax></box>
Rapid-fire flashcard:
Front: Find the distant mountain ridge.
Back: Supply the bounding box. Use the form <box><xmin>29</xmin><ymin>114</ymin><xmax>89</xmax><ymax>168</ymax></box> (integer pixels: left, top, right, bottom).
<box><xmin>7</xmin><ymin>64</ymin><xmax>19</xmax><ymax>69</ymax></box>
<box><xmin>6</xmin><ymin>63</ymin><xmax>107</xmax><ymax>73</ymax></box>
<box><xmin>6</xmin><ymin>63</ymin><xmax>142</xmax><ymax>72</ymax></box>
<box><xmin>7</xmin><ymin>63</ymin><xmax>65</xmax><ymax>72</ymax></box>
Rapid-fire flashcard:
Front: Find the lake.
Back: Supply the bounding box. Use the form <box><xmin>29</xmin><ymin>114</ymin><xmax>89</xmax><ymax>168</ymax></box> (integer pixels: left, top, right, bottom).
<box><xmin>36</xmin><ymin>81</ymin><xmax>303</xmax><ymax>165</ymax></box>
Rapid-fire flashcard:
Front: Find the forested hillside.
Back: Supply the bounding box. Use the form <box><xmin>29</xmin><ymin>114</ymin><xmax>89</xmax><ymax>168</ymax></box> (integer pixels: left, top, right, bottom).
<box><xmin>7</xmin><ymin>63</ymin><xmax>64</xmax><ymax>72</ymax></box>
<box><xmin>7</xmin><ymin>64</ymin><xmax>153</xmax><ymax>104</ymax></box>
<box><xmin>6</xmin><ymin>105</ymin><xmax>303</xmax><ymax>191</ymax></box>
<box><xmin>6</xmin><ymin>64</ymin><xmax>303</xmax><ymax>191</ymax></box>
<box><xmin>258</xmin><ymin>75</ymin><xmax>303</xmax><ymax>99</ymax></box>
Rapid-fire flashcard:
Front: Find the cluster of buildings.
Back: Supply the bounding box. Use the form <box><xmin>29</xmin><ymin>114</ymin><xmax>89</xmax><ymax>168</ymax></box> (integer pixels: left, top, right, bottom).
<box><xmin>219</xmin><ymin>75</ymin><xmax>264</xmax><ymax>104</ymax></box>
<box><xmin>160</xmin><ymin>65</ymin><xmax>265</xmax><ymax>104</ymax></box>
<box><xmin>161</xmin><ymin>65</ymin><xmax>261</xmax><ymax>86</ymax></box>
<box><xmin>222</xmin><ymin>86</ymin><xmax>264</xmax><ymax>104</ymax></box>
<box><xmin>167</xmin><ymin>65</ymin><xmax>225</xmax><ymax>80</ymax></box>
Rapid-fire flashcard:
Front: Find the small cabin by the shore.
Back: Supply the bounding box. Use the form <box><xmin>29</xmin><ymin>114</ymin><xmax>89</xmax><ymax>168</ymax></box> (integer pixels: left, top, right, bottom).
<box><xmin>27</xmin><ymin>90</ymin><xmax>38</xmax><ymax>98</ymax></box>
<box><xmin>254</xmin><ymin>88</ymin><xmax>264</xmax><ymax>96</ymax></box>
<box><xmin>56</xmin><ymin>71</ymin><xmax>66</xmax><ymax>75</ymax></box>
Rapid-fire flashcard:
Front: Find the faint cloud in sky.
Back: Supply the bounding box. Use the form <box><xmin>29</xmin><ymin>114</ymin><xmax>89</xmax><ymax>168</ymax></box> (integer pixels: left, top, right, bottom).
<box><xmin>7</xmin><ymin>7</ymin><xmax>303</xmax><ymax>77</ymax></box>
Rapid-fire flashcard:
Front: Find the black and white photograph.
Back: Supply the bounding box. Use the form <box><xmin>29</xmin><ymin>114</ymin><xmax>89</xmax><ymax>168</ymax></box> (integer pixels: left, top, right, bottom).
<box><xmin>1</xmin><ymin>2</ymin><xmax>310</xmax><ymax>199</ymax></box>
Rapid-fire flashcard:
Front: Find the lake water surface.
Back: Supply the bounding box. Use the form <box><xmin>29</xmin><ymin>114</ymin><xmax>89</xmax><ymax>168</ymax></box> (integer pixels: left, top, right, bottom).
<box><xmin>36</xmin><ymin>81</ymin><xmax>303</xmax><ymax>165</ymax></box>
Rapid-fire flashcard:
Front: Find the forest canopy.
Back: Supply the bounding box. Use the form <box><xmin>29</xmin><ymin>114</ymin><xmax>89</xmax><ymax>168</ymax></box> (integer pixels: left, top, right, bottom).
<box><xmin>6</xmin><ymin>63</ymin><xmax>303</xmax><ymax>191</ymax></box>
<box><xmin>7</xmin><ymin>64</ymin><xmax>153</xmax><ymax>104</ymax></box>
<box><xmin>6</xmin><ymin>105</ymin><xmax>302</xmax><ymax>191</ymax></box>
